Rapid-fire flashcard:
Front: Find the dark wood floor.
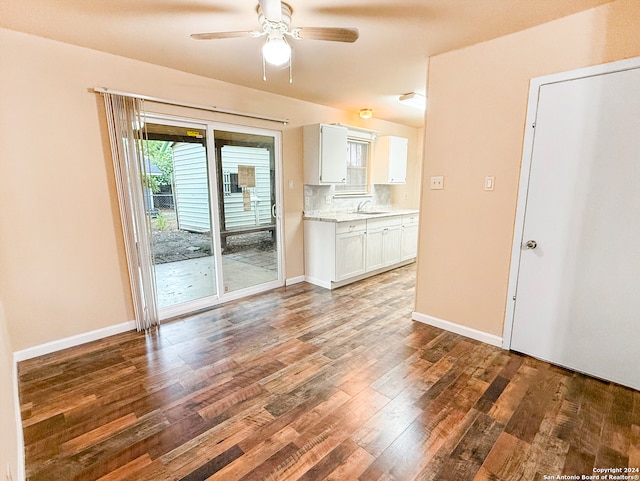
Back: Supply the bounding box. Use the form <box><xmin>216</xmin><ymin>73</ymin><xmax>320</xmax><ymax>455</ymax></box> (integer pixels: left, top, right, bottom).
<box><xmin>19</xmin><ymin>264</ymin><xmax>640</xmax><ymax>481</ymax></box>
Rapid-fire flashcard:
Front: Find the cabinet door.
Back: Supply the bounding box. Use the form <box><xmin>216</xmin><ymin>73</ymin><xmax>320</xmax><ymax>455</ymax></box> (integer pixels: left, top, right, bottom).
<box><xmin>336</xmin><ymin>231</ymin><xmax>366</xmax><ymax>280</ymax></box>
<box><xmin>388</xmin><ymin>136</ymin><xmax>408</xmax><ymax>183</ymax></box>
<box><xmin>320</xmin><ymin>124</ymin><xmax>348</xmax><ymax>184</ymax></box>
<box><xmin>383</xmin><ymin>227</ymin><xmax>402</xmax><ymax>265</ymax></box>
<box><xmin>401</xmin><ymin>224</ymin><xmax>419</xmax><ymax>260</ymax></box>
<box><xmin>366</xmin><ymin>230</ymin><xmax>384</xmax><ymax>271</ymax></box>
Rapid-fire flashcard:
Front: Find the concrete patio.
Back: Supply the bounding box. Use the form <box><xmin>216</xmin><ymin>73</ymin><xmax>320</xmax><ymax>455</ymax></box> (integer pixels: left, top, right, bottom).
<box><xmin>154</xmin><ymin>247</ymin><xmax>278</xmax><ymax>308</ymax></box>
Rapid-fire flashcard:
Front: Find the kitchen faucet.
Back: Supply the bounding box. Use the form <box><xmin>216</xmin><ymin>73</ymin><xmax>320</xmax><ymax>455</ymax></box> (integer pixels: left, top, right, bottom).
<box><xmin>356</xmin><ymin>200</ymin><xmax>371</xmax><ymax>212</ymax></box>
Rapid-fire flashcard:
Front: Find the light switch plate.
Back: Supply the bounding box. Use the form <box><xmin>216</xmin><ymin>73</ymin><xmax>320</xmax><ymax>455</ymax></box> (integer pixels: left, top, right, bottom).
<box><xmin>430</xmin><ymin>175</ymin><xmax>444</xmax><ymax>190</ymax></box>
<box><xmin>485</xmin><ymin>176</ymin><xmax>495</xmax><ymax>191</ymax></box>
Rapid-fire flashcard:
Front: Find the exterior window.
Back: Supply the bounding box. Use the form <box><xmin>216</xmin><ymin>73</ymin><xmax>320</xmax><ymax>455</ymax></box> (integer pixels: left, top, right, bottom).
<box><xmin>222</xmin><ymin>171</ymin><xmax>242</xmax><ymax>195</ymax></box>
<box><xmin>335</xmin><ymin>139</ymin><xmax>369</xmax><ymax>195</ymax></box>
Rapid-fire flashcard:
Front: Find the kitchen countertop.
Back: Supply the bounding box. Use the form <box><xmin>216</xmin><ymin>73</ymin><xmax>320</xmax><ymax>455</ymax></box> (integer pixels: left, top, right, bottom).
<box><xmin>303</xmin><ymin>209</ymin><xmax>419</xmax><ymax>223</ymax></box>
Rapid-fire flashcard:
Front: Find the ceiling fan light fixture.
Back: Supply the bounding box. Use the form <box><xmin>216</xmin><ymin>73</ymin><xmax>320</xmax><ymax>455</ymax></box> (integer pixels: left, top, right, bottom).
<box><xmin>262</xmin><ymin>35</ymin><xmax>291</xmax><ymax>66</ymax></box>
<box><xmin>399</xmin><ymin>92</ymin><xmax>427</xmax><ymax>110</ymax></box>
<box><xmin>359</xmin><ymin>108</ymin><xmax>373</xmax><ymax>119</ymax></box>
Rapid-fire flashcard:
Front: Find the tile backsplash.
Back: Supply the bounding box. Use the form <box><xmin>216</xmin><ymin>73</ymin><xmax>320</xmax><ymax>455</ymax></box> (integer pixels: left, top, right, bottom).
<box><xmin>304</xmin><ymin>184</ymin><xmax>392</xmax><ymax>213</ymax></box>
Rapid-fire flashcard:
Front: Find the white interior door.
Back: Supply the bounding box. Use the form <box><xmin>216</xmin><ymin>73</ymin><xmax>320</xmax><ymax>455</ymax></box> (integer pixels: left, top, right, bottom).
<box><xmin>508</xmin><ymin>63</ymin><xmax>640</xmax><ymax>390</ymax></box>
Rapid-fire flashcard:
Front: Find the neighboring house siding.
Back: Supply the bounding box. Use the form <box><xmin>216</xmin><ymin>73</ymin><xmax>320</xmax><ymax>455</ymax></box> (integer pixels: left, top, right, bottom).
<box><xmin>172</xmin><ymin>143</ymin><xmax>211</xmax><ymax>233</ymax></box>
<box><xmin>221</xmin><ymin>145</ymin><xmax>272</xmax><ymax>231</ymax></box>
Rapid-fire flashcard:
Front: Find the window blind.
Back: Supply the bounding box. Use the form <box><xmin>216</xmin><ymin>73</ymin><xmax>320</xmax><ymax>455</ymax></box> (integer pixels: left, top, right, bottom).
<box><xmin>102</xmin><ymin>93</ymin><xmax>159</xmax><ymax>331</ymax></box>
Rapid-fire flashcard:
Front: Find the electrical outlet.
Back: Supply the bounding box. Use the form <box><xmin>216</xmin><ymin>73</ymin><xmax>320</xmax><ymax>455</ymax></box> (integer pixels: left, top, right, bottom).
<box><xmin>6</xmin><ymin>464</ymin><xmax>12</xmax><ymax>481</ymax></box>
<box><xmin>430</xmin><ymin>175</ymin><xmax>444</xmax><ymax>190</ymax></box>
<box><xmin>325</xmin><ymin>195</ymin><xmax>333</xmax><ymax>205</ymax></box>
<box><xmin>304</xmin><ymin>197</ymin><xmax>310</xmax><ymax>209</ymax></box>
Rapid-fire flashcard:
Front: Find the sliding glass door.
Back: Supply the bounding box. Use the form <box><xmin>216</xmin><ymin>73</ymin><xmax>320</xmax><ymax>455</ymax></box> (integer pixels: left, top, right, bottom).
<box><xmin>212</xmin><ymin>128</ymin><xmax>280</xmax><ymax>294</ymax></box>
<box><xmin>142</xmin><ymin>118</ymin><xmax>283</xmax><ymax>319</ymax></box>
<box><xmin>142</xmin><ymin>122</ymin><xmax>217</xmax><ymax>313</ymax></box>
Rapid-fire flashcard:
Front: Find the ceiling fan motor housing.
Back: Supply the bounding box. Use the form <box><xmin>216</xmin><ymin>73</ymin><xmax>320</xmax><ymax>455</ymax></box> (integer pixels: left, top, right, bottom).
<box><xmin>257</xmin><ymin>2</ymin><xmax>293</xmax><ymax>30</ymax></box>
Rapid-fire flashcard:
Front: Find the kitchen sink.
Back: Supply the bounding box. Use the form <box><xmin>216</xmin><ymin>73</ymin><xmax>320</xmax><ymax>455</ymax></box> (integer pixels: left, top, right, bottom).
<box><xmin>356</xmin><ymin>211</ymin><xmax>390</xmax><ymax>215</ymax></box>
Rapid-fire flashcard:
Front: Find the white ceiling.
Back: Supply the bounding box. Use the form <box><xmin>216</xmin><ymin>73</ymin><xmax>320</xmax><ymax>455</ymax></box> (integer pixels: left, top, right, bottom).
<box><xmin>1</xmin><ymin>0</ymin><xmax>612</xmax><ymax>127</ymax></box>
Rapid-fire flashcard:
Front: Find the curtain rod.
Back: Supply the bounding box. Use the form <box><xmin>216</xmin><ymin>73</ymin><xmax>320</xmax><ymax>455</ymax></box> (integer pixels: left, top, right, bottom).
<box><xmin>93</xmin><ymin>87</ymin><xmax>289</xmax><ymax>125</ymax></box>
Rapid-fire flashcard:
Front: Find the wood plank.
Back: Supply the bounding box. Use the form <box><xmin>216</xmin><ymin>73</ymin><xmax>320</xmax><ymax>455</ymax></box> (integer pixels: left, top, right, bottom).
<box><xmin>95</xmin><ymin>454</ymin><xmax>152</xmax><ymax>481</ymax></box>
<box><xmin>177</xmin><ymin>445</ymin><xmax>243</xmax><ymax>481</ymax></box>
<box><xmin>478</xmin><ymin>431</ymin><xmax>531</xmax><ymax>480</ymax></box>
<box><xmin>562</xmin><ymin>446</ymin><xmax>595</xmax><ymax>477</ymax></box>
<box><xmin>488</xmin><ymin>364</ymin><xmax>539</xmax><ymax>424</ymax></box>
<box><xmin>324</xmin><ymin>446</ymin><xmax>374</xmax><ymax>481</ymax></box>
<box><xmin>352</xmin><ymin>390</ymin><xmax>423</xmax><ymax>457</ymax></box>
<box><xmin>504</xmin><ymin>370</ymin><xmax>563</xmax><ymax>443</ymax></box>
<box><xmin>205</xmin><ymin>426</ymin><xmax>299</xmax><ymax>481</ymax></box>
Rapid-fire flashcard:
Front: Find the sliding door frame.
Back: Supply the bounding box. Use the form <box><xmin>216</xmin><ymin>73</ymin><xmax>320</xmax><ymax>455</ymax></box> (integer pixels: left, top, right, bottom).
<box><xmin>142</xmin><ymin>112</ymin><xmax>285</xmax><ymax>320</ymax></box>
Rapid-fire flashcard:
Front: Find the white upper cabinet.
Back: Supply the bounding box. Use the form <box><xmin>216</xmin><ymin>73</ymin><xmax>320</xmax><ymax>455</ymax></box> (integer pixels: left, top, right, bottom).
<box><xmin>303</xmin><ymin>123</ymin><xmax>348</xmax><ymax>184</ymax></box>
<box><xmin>372</xmin><ymin>135</ymin><xmax>408</xmax><ymax>184</ymax></box>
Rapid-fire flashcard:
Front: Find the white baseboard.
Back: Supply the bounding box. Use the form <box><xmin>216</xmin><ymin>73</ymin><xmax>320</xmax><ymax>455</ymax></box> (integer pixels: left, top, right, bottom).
<box><xmin>411</xmin><ymin>311</ymin><xmax>503</xmax><ymax>348</ymax></box>
<box><xmin>13</xmin><ymin>320</ymin><xmax>136</xmax><ymax>363</ymax></box>
<box><xmin>285</xmin><ymin>275</ymin><xmax>306</xmax><ymax>286</ymax></box>
<box><xmin>304</xmin><ymin>276</ymin><xmax>332</xmax><ymax>290</ymax></box>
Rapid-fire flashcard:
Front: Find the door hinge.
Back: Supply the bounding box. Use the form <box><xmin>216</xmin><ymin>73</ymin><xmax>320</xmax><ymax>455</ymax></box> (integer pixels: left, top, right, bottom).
<box><xmin>512</xmin><ymin>295</ymin><xmax>516</xmax><ymax>301</ymax></box>
<box><xmin>531</xmin><ymin>122</ymin><xmax>536</xmax><ymax>128</ymax></box>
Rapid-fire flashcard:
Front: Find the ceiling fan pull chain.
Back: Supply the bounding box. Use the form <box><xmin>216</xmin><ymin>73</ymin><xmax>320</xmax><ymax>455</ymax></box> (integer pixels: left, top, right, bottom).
<box><xmin>289</xmin><ymin>58</ymin><xmax>293</xmax><ymax>84</ymax></box>
<box><xmin>263</xmin><ymin>56</ymin><xmax>267</xmax><ymax>82</ymax></box>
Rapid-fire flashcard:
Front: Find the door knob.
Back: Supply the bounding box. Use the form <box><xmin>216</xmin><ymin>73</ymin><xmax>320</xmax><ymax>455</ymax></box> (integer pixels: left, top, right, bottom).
<box><xmin>524</xmin><ymin>240</ymin><xmax>537</xmax><ymax>250</ymax></box>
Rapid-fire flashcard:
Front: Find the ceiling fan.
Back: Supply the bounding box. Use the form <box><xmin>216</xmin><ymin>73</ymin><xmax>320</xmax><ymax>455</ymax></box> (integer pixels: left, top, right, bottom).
<box><xmin>190</xmin><ymin>0</ymin><xmax>359</xmax><ymax>82</ymax></box>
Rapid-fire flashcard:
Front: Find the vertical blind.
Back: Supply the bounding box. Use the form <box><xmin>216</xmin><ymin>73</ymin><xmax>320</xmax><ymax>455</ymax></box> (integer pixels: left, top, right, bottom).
<box><xmin>102</xmin><ymin>93</ymin><xmax>159</xmax><ymax>331</ymax></box>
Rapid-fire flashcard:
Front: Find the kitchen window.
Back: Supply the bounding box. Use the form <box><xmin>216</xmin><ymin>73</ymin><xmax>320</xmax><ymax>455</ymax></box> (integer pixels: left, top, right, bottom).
<box><xmin>335</xmin><ymin>138</ymin><xmax>370</xmax><ymax>195</ymax></box>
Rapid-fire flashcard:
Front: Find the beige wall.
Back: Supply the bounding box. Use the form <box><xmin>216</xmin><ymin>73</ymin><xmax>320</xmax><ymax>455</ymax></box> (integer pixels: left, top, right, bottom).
<box><xmin>0</xmin><ymin>299</ymin><xmax>19</xmax><ymax>481</ymax></box>
<box><xmin>0</xmin><ymin>27</ymin><xmax>420</xmax><ymax>353</ymax></box>
<box><xmin>415</xmin><ymin>0</ymin><xmax>640</xmax><ymax>337</ymax></box>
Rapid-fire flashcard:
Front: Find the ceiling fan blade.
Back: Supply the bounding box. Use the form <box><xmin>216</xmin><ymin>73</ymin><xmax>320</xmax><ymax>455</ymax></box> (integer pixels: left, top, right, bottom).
<box><xmin>258</xmin><ymin>0</ymin><xmax>282</xmax><ymax>22</ymax></box>
<box><xmin>191</xmin><ymin>31</ymin><xmax>258</xmax><ymax>40</ymax></box>
<box><xmin>293</xmin><ymin>27</ymin><xmax>359</xmax><ymax>43</ymax></box>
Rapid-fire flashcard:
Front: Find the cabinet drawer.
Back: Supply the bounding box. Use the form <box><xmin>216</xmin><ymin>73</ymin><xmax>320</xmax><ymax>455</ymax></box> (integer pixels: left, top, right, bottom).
<box><xmin>367</xmin><ymin>215</ymin><xmax>401</xmax><ymax>230</ymax></box>
<box><xmin>335</xmin><ymin>220</ymin><xmax>367</xmax><ymax>234</ymax></box>
<box><xmin>401</xmin><ymin>214</ymin><xmax>419</xmax><ymax>226</ymax></box>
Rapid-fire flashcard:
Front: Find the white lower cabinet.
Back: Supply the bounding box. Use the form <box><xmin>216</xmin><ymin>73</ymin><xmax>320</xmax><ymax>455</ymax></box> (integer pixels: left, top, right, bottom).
<box><xmin>400</xmin><ymin>214</ymin><xmax>419</xmax><ymax>260</ymax></box>
<box><xmin>366</xmin><ymin>216</ymin><xmax>401</xmax><ymax>271</ymax></box>
<box><xmin>335</xmin><ymin>223</ymin><xmax>366</xmax><ymax>281</ymax></box>
<box><xmin>365</xmin><ymin>229</ymin><xmax>384</xmax><ymax>271</ymax></box>
<box><xmin>304</xmin><ymin>213</ymin><xmax>418</xmax><ymax>289</ymax></box>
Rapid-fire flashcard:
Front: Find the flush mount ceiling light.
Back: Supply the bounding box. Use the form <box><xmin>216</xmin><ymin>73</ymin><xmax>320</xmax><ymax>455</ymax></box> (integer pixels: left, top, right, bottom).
<box><xmin>399</xmin><ymin>92</ymin><xmax>427</xmax><ymax>110</ymax></box>
<box><xmin>190</xmin><ymin>0</ymin><xmax>359</xmax><ymax>83</ymax></box>
<box><xmin>359</xmin><ymin>108</ymin><xmax>373</xmax><ymax>119</ymax></box>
